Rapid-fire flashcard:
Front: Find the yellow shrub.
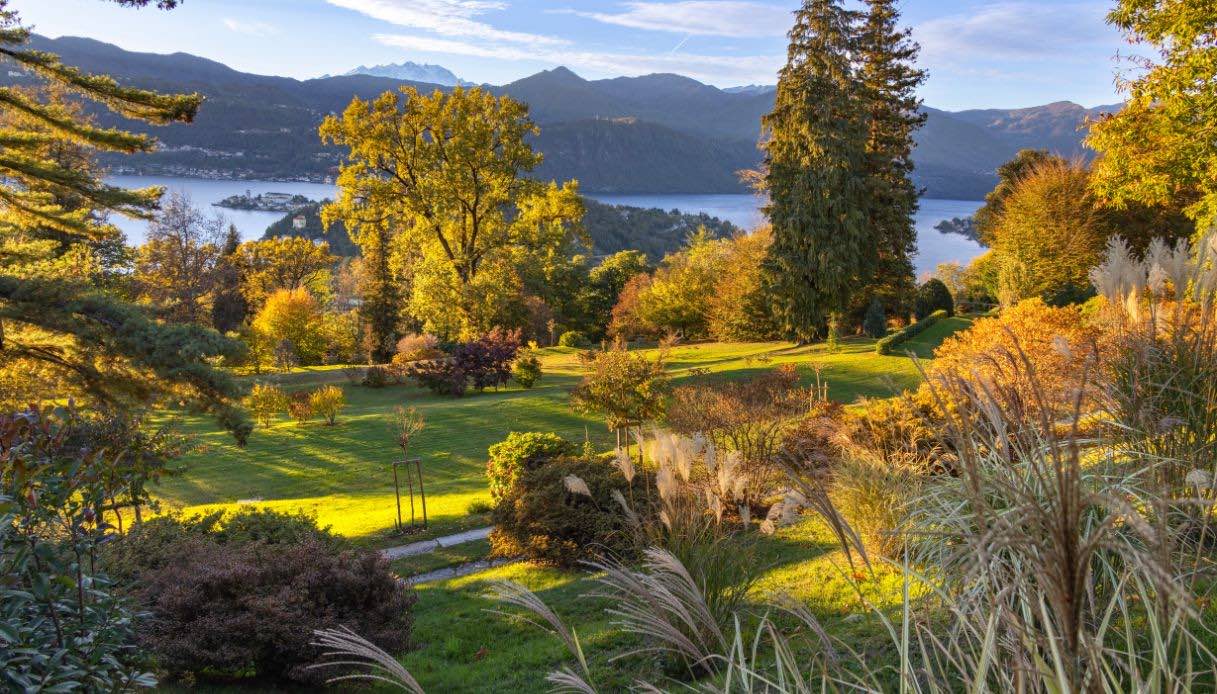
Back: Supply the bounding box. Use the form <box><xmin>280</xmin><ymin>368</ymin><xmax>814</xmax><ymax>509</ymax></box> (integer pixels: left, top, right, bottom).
<box><xmin>927</xmin><ymin>298</ymin><xmax>1098</xmax><ymax>420</ymax></box>
<box><xmin>308</xmin><ymin>385</ymin><xmax>346</xmax><ymax>426</ymax></box>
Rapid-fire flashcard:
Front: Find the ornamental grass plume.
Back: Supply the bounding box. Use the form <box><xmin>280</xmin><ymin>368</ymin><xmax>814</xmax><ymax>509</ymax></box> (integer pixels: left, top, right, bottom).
<box><xmin>310</xmin><ymin>626</ymin><xmax>424</xmax><ymax>693</ymax></box>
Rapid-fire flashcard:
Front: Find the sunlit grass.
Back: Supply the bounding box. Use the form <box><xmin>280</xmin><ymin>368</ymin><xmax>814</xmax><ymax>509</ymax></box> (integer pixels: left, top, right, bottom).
<box><xmin>401</xmin><ymin>515</ymin><xmax>905</xmax><ymax>693</ymax></box>
<box><xmin>152</xmin><ymin>337</ymin><xmax>954</xmax><ymax>544</ymax></box>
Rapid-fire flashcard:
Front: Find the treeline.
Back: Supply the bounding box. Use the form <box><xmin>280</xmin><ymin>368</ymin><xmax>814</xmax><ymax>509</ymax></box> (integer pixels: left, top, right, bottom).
<box><xmin>265</xmin><ymin>198</ymin><xmax>740</xmax><ymax>263</ymax></box>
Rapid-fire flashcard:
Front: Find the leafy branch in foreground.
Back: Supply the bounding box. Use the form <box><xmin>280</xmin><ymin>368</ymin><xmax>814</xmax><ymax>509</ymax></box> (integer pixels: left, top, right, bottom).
<box><xmin>0</xmin><ymin>1</ymin><xmax>249</xmax><ymax>439</ymax></box>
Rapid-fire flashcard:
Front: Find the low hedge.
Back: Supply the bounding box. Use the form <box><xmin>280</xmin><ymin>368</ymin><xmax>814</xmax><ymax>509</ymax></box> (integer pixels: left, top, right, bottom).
<box><xmin>875</xmin><ymin>309</ymin><xmax>948</xmax><ymax>355</ymax></box>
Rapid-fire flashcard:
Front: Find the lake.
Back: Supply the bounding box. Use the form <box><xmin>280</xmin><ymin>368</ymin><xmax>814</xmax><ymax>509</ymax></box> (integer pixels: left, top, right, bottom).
<box><xmin>106</xmin><ymin>175</ymin><xmax>984</xmax><ymax>275</ymax></box>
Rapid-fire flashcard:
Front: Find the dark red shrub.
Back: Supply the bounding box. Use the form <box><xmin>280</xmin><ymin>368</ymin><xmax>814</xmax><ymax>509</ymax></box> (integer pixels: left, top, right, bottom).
<box><xmin>408</xmin><ymin>328</ymin><xmax>521</xmax><ymax>396</ymax></box>
<box><xmin>113</xmin><ymin>511</ymin><xmax>414</xmax><ymax>685</ymax></box>
<box><xmin>135</xmin><ymin>538</ymin><xmax>413</xmax><ymax>684</ymax></box>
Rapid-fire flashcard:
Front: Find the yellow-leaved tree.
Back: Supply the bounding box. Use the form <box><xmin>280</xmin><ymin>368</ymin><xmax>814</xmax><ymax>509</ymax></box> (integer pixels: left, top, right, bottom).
<box><xmin>320</xmin><ymin>86</ymin><xmax>584</xmax><ymax>342</ymax></box>
<box><xmin>1087</xmin><ymin>1</ymin><xmax>1217</xmax><ymax>229</ymax></box>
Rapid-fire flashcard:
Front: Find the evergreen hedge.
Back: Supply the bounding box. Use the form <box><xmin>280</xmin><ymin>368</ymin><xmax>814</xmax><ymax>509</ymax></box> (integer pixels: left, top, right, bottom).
<box><xmin>875</xmin><ymin>309</ymin><xmax>948</xmax><ymax>355</ymax></box>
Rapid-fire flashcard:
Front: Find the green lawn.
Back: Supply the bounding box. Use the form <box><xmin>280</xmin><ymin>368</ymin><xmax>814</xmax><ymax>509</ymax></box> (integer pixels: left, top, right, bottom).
<box><xmin>154</xmin><ymin>333</ymin><xmax>980</xmax><ymax>691</ymax></box>
<box><xmin>151</xmin><ymin>337</ymin><xmax>944</xmax><ymax>544</ymax></box>
<box><xmin>400</xmin><ymin>516</ymin><xmax>908</xmax><ymax>693</ymax></box>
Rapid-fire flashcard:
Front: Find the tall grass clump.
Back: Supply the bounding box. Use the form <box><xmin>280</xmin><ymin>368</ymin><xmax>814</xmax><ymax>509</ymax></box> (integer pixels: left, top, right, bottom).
<box><xmin>898</xmin><ymin>331</ymin><xmax>1216</xmax><ymax>691</ymax></box>
<box><xmin>1093</xmin><ymin>233</ymin><xmax>1217</xmax><ymax>499</ymax></box>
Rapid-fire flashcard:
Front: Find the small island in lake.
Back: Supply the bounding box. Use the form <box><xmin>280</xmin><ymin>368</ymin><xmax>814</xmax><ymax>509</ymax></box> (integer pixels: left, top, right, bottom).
<box><xmin>935</xmin><ymin>216</ymin><xmax>981</xmax><ymax>243</ymax></box>
<box><xmin>215</xmin><ymin>190</ymin><xmax>314</xmax><ymax>212</ymax></box>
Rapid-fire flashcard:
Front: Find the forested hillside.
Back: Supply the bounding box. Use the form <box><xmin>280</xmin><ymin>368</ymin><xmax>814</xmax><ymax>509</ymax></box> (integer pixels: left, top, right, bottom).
<box><xmin>6</xmin><ymin>35</ymin><xmax>1119</xmax><ymax>198</ymax></box>
<box><xmin>265</xmin><ymin>198</ymin><xmax>741</xmax><ymax>261</ymax></box>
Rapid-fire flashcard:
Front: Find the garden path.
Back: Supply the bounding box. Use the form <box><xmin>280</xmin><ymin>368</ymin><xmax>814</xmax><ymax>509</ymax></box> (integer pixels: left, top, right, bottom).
<box><xmin>381</xmin><ymin>526</ymin><xmax>493</xmax><ymax>560</ymax></box>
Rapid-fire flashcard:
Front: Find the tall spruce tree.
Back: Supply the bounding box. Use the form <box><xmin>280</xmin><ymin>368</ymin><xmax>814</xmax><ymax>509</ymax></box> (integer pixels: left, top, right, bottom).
<box><xmin>0</xmin><ymin>0</ymin><xmax>251</xmax><ymax>440</ymax></box>
<box><xmin>856</xmin><ymin>0</ymin><xmax>926</xmax><ymax>319</ymax></box>
<box><xmin>762</xmin><ymin>0</ymin><xmax>871</xmax><ymax>341</ymax></box>
<box><xmin>211</xmin><ymin>224</ymin><xmax>249</xmax><ymax>332</ymax></box>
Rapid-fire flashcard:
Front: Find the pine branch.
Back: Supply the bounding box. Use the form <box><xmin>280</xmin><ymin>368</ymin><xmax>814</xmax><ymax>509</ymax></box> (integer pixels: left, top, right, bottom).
<box><xmin>0</xmin><ymin>274</ymin><xmax>250</xmax><ymax>440</ymax></box>
<box><xmin>0</xmin><ymin>151</ymin><xmax>163</xmax><ymax>218</ymax></box>
<box><xmin>0</xmin><ymin>89</ymin><xmax>157</xmax><ymax>153</ymax></box>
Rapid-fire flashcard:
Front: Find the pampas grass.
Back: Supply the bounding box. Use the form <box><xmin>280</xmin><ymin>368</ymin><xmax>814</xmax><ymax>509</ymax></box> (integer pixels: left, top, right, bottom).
<box><xmin>310</xmin><ymin>626</ymin><xmax>424</xmax><ymax>693</ymax></box>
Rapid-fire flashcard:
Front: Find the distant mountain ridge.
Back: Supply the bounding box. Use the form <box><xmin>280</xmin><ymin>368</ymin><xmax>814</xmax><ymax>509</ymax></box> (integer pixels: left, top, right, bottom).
<box><xmin>6</xmin><ymin>35</ymin><xmax>1121</xmax><ymax>199</ymax></box>
<box><xmin>338</xmin><ymin>61</ymin><xmax>464</xmax><ymax>86</ymax></box>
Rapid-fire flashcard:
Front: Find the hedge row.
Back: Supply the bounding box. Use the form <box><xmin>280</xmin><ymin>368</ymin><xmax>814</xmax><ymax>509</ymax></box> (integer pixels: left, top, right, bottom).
<box><xmin>875</xmin><ymin>310</ymin><xmax>948</xmax><ymax>355</ymax></box>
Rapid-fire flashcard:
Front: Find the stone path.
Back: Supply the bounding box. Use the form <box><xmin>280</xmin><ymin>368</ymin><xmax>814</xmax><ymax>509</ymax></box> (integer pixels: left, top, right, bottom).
<box><xmin>406</xmin><ymin>557</ymin><xmax>519</xmax><ymax>585</ymax></box>
<box><xmin>381</xmin><ymin>526</ymin><xmax>493</xmax><ymax>561</ymax></box>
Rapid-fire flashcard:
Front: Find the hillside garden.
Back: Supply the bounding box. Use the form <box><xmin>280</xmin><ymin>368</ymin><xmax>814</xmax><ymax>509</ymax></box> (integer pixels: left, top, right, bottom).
<box><xmin>4</xmin><ymin>0</ymin><xmax>1217</xmax><ymax>692</ymax></box>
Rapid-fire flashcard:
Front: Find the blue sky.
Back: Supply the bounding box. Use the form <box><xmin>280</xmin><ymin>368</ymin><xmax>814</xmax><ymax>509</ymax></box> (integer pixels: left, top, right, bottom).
<box><xmin>15</xmin><ymin>0</ymin><xmax>1129</xmax><ymax>110</ymax></box>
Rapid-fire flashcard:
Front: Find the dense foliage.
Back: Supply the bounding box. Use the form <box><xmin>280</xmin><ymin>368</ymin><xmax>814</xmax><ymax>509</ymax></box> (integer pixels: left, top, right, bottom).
<box><xmin>1088</xmin><ymin>0</ymin><xmax>1217</xmax><ymax>227</ymax></box>
<box><xmin>322</xmin><ymin>86</ymin><xmax>584</xmax><ymax>340</ymax></box>
<box><xmin>109</xmin><ymin>509</ymin><xmax>415</xmax><ymax>685</ymax></box>
<box><xmin>570</xmin><ymin>346</ymin><xmax>669</xmax><ymax>436</ymax></box>
<box><xmin>490</xmin><ymin>453</ymin><xmax>638</xmax><ymax>566</ymax></box>
<box><xmin>486</xmin><ymin>432</ymin><xmax>577</xmax><ymax>506</ymax></box>
<box><xmin>762</xmin><ymin>0</ymin><xmax>871</xmax><ymax>340</ymax></box>
<box><xmin>0</xmin><ymin>407</ymin><xmax>155</xmax><ymax>690</ymax></box>
<box><xmin>914</xmin><ymin>278</ymin><xmax>954</xmax><ymax>319</ymax></box>
<box><xmin>408</xmin><ymin>328</ymin><xmax>521</xmax><ymax>397</ymax></box>
<box><xmin>0</xmin><ymin>7</ymin><xmax>249</xmax><ymax>437</ymax></box>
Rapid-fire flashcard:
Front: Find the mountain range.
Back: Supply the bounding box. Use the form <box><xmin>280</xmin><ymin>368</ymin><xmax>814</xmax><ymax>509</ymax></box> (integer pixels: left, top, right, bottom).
<box><xmin>7</xmin><ymin>35</ymin><xmax>1122</xmax><ymax>199</ymax></box>
<box><xmin>336</xmin><ymin>61</ymin><xmax>465</xmax><ymax>86</ymax></box>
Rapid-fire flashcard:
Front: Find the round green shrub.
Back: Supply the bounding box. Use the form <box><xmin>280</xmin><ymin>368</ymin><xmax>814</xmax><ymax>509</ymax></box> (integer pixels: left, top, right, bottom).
<box><xmin>486</xmin><ymin>431</ymin><xmax>576</xmax><ymax>505</ymax></box>
<box><xmin>490</xmin><ymin>456</ymin><xmax>638</xmax><ymax>566</ymax></box>
<box><xmin>512</xmin><ymin>353</ymin><xmax>543</xmax><ymax>389</ymax></box>
<box><xmin>557</xmin><ymin>330</ymin><xmax>589</xmax><ymax>348</ymax></box>
<box><xmin>914</xmin><ymin>278</ymin><xmax>955</xmax><ymax>320</ymax></box>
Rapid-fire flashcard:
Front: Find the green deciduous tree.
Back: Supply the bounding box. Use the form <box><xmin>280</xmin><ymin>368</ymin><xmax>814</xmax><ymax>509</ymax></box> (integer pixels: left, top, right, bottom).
<box><xmin>581</xmin><ymin>250</ymin><xmax>650</xmax><ymax>340</ymax></box>
<box><xmin>762</xmin><ymin>0</ymin><xmax>871</xmax><ymax>341</ymax></box>
<box><xmin>1088</xmin><ymin>0</ymin><xmax>1217</xmax><ymax>228</ymax></box>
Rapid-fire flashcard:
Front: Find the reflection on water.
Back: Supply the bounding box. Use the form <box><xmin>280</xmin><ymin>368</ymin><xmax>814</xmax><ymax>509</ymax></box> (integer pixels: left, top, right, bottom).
<box><xmin>107</xmin><ymin>176</ymin><xmax>983</xmax><ymax>275</ymax></box>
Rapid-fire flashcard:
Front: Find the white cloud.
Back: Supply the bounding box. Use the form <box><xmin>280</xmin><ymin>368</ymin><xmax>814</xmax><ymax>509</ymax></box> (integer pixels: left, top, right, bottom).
<box><xmin>327</xmin><ymin>0</ymin><xmax>568</xmax><ymax>46</ymax></box>
<box><xmin>375</xmin><ymin>33</ymin><xmax>781</xmax><ymax>84</ymax></box>
<box><xmin>915</xmin><ymin>2</ymin><xmax>1116</xmax><ymax>64</ymax></box>
<box><xmin>558</xmin><ymin>1</ymin><xmax>791</xmax><ymax>38</ymax></box>
<box><xmin>222</xmin><ymin>18</ymin><xmax>278</xmax><ymax>37</ymax></box>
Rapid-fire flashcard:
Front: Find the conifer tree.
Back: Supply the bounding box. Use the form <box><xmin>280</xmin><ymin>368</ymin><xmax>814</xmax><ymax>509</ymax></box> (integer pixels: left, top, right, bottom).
<box><xmin>762</xmin><ymin>0</ymin><xmax>871</xmax><ymax>342</ymax></box>
<box><xmin>354</xmin><ymin>221</ymin><xmax>403</xmax><ymax>363</ymax></box>
<box><xmin>211</xmin><ymin>224</ymin><xmax>248</xmax><ymax>332</ymax></box>
<box><xmin>856</xmin><ymin>0</ymin><xmax>926</xmax><ymax>317</ymax></box>
<box><xmin>0</xmin><ymin>1</ymin><xmax>250</xmax><ymax>440</ymax></box>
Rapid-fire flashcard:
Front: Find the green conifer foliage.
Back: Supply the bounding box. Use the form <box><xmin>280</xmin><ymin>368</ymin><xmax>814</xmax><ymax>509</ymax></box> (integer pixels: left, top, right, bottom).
<box><xmin>856</xmin><ymin>0</ymin><xmax>926</xmax><ymax>318</ymax></box>
<box><xmin>761</xmin><ymin>0</ymin><xmax>871</xmax><ymax>342</ymax></box>
<box><xmin>0</xmin><ymin>1</ymin><xmax>250</xmax><ymax>440</ymax></box>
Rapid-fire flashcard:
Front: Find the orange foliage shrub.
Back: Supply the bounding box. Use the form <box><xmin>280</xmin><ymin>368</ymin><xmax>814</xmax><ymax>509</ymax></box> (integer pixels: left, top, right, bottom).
<box><xmin>926</xmin><ymin>298</ymin><xmax>1099</xmax><ymax>420</ymax></box>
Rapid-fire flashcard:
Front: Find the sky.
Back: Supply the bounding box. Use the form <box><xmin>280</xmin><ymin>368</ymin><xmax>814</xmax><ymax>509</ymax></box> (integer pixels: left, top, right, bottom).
<box><xmin>14</xmin><ymin>0</ymin><xmax>1133</xmax><ymax>110</ymax></box>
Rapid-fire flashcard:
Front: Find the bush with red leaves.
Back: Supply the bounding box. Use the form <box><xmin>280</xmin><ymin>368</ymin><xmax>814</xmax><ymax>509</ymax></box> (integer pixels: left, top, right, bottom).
<box><xmin>115</xmin><ymin>512</ymin><xmax>414</xmax><ymax>685</ymax></box>
<box><xmin>408</xmin><ymin>328</ymin><xmax>521</xmax><ymax>397</ymax></box>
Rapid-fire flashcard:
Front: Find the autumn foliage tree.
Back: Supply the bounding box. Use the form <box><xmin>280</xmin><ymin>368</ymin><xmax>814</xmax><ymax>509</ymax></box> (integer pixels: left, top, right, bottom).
<box><xmin>235</xmin><ymin>236</ymin><xmax>336</xmax><ymax>310</ymax></box>
<box><xmin>251</xmin><ymin>288</ymin><xmax>328</xmax><ymax>366</ymax></box>
<box><xmin>134</xmin><ymin>193</ymin><xmax>226</xmax><ymax>324</ymax></box>
<box><xmin>321</xmin><ymin>86</ymin><xmax>584</xmax><ymax>339</ymax></box>
<box><xmin>1087</xmin><ymin>0</ymin><xmax>1217</xmax><ymax>228</ymax></box>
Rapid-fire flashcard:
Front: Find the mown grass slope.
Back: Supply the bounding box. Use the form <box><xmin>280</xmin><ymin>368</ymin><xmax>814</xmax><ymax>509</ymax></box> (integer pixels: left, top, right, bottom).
<box><xmin>153</xmin><ymin>338</ymin><xmax>940</xmax><ymax>543</ymax></box>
